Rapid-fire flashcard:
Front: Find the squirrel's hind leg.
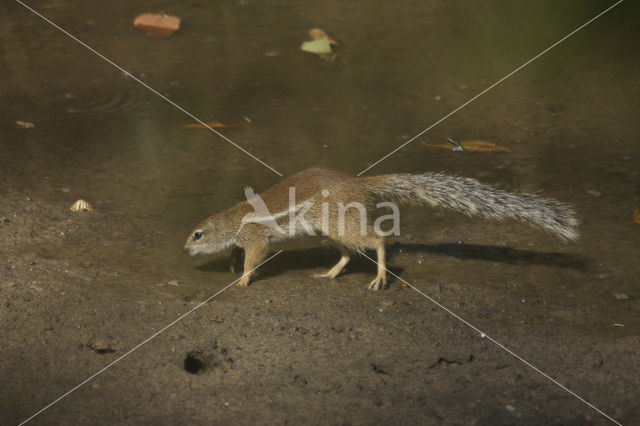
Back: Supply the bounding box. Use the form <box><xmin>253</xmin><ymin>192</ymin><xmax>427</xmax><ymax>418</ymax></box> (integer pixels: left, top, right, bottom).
<box><xmin>367</xmin><ymin>238</ymin><xmax>387</xmax><ymax>291</ymax></box>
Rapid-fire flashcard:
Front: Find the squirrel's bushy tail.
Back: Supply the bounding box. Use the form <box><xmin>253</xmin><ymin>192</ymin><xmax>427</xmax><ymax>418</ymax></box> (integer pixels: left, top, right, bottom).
<box><xmin>368</xmin><ymin>173</ymin><xmax>579</xmax><ymax>241</ymax></box>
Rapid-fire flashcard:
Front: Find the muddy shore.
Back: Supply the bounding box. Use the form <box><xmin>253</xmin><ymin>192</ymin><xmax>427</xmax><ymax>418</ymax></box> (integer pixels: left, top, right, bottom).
<box><xmin>1</xmin><ymin>191</ymin><xmax>638</xmax><ymax>424</ymax></box>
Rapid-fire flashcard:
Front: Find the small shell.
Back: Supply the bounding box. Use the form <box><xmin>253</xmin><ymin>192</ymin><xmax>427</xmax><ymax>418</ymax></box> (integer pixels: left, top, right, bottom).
<box><xmin>70</xmin><ymin>199</ymin><xmax>94</xmax><ymax>212</ymax></box>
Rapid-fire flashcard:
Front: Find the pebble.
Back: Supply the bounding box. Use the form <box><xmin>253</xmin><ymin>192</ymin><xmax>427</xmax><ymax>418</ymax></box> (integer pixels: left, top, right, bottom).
<box><xmin>167</xmin><ymin>280</ymin><xmax>179</xmax><ymax>286</ymax></box>
<box><xmin>586</xmin><ymin>190</ymin><xmax>602</xmax><ymax>197</ymax></box>
<box><xmin>505</xmin><ymin>404</ymin><xmax>515</xmax><ymax>412</ymax></box>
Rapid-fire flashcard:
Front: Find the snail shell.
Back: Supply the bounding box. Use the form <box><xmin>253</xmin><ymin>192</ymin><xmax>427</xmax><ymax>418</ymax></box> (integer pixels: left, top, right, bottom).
<box><xmin>70</xmin><ymin>199</ymin><xmax>94</xmax><ymax>212</ymax></box>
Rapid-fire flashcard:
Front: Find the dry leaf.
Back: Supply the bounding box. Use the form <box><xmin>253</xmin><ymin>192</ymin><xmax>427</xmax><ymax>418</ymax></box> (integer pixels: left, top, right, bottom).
<box><xmin>633</xmin><ymin>209</ymin><xmax>640</xmax><ymax>224</ymax></box>
<box><xmin>134</xmin><ymin>13</ymin><xmax>181</xmax><ymax>37</ymax></box>
<box><xmin>309</xmin><ymin>28</ymin><xmax>338</xmax><ymax>45</ymax></box>
<box><xmin>181</xmin><ymin>121</ymin><xmax>237</xmax><ymax>130</ymax></box>
<box><xmin>422</xmin><ymin>140</ymin><xmax>510</xmax><ymax>152</ymax></box>
<box><xmin>461</xmin><ymin>140</ymin><xmax>510</xmax><ymax>152</ymax></box>
<box><xmin>16</xmin><ymin>121</ymin><xmax>35</xmax><ymax>128</ymax></box>
<box><xmin>309</xmin><ymin>28</ymin><xmax>326</xmax><ymax>39</ymax></box>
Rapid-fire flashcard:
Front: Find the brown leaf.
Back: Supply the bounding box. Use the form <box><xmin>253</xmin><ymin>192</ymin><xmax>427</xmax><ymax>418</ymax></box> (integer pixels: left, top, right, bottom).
<box><xmin>309</xmin><ymin>28</ymin><xmax>326</xmax><ymax>40</ymax></box>
<box><xmin>16</xmin><ymin>120</ymin><xmax>35</xmax><ymax>128</ymax></box>
<box><xmin>309</xmin><ymin>28</ymin><xmax>339</xmax><ymax>46</ymax></box>
<box><xmin>460</xmin><ymin>140</ymin><xmax>510</xmax><ymax>152</ymax></box>
<box><xmin>181</xmin><ymin>121</ymin><xmax>238</xmax><ymax>130</ymax></box>
<box><xmin>134</xmin><ymin>13</ymin><xmax>181</xmax><ymax>37</ymax></box>
<box><xmin>634</xmin><ymin>209</ymin><xmax>640</xmax><ymax>224</ymax></box>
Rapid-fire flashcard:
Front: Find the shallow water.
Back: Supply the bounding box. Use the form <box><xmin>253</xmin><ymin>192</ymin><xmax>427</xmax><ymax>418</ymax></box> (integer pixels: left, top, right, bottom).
<box><xmin>2</xmin><ymin>0</ymin><xmax>639</xmax><ymax>333</ymax></box>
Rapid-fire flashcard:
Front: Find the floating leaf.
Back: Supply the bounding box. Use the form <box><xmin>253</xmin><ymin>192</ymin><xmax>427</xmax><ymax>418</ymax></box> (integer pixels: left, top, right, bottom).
<box><xmin>634</xmin><ymin>209</ymin><xmax>640</xmax><ymax>224</ymax></box>
<box><xmin>16</xmin><ymin>120</ymin><xmax>35</xmax><ymax>128</ymax></box>
<box><xmin>134</xmin><ymin>13</ymin><xmax>181</xmax><ymax>37</ymax></box>
<box><xmin>309</xmin><ymin>28</ymin><xmax>326</xmax><ymax>39</ymax></box>
<box><xmin>460</xmin><ymin>140</ymin><xmax>510</xmax><ymax>152</ymax></box>
<box><xmin>301</xmin><ymin>38</ymin><xmax>332</xmax><ymax>55</ymax></box>
<box><xmin>422</xmin><ymin>140</ymin><xmax>510</xmax><ymax>152</ymax></box>
<box><xmin>181</xmin><ymin>121</ymin><xmax>238</xmax><ymax>130</ymax></box>
<box><xmin>309</xmin><ymin>28</ymin><xmax>338</xmax><ymax>45</ymax></box>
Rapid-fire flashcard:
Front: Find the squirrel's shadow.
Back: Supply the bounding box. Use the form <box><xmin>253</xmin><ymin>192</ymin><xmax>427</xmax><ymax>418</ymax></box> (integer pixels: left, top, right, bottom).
<box><xmin>196</xmin><ymin>245</ymin><xmax>383</xmax><ymax>277</ymax></box>
<box><xmin>195</xmin><ymin>242</ymin><xmax>589</xmax><ymax>279</ymax></box>
<box><xmin>387</xmin><ymin>242</ymin><xmax>589</xmax><ymax>270</ymax></box>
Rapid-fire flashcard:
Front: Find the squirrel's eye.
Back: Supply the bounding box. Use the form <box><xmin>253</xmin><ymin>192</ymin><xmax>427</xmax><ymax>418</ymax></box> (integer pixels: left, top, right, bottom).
<box><xmin>193</xmin><ymin>231</ymin><xmax>203</xmax><ymax>240</ymax></box>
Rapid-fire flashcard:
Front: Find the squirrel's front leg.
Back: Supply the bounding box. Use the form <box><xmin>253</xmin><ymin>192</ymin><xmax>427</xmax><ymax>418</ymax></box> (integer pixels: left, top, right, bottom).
<box><xmin>237</xmin><ymin>240</ymin><xmax>269</xmax><ymax>287</ymax></box>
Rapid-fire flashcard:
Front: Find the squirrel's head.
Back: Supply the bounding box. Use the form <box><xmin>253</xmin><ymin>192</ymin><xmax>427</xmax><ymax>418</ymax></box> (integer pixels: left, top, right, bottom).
<box><xmin>184</xmin><ymin>217</ymin><xmax>236</xmax><ymax>256</ymax></box>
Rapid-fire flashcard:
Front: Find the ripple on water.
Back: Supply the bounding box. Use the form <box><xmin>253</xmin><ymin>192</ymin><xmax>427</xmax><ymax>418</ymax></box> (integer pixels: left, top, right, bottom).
<box><xmin>74</xmin><ymin>87</ymin><xmax>140</xmax><ymax>115</ymax></box>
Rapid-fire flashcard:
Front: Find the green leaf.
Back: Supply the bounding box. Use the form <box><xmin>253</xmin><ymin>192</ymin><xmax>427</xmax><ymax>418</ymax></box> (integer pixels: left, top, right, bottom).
<box><xmin>301</xmin><ymin>38</ymin><xmax>332</xmax><ymax>55</ymax></box>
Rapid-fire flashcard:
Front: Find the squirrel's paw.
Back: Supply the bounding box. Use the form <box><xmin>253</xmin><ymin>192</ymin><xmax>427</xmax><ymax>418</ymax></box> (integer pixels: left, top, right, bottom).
<box><xmin>367</xmin><ymin>275</ymin><xmax>387</xmax><ymax>291</ymax></box>
<box><xmin>236</xmin><ymin>275</ymin><xmax>252</xmax><ymax>287</ymax></box>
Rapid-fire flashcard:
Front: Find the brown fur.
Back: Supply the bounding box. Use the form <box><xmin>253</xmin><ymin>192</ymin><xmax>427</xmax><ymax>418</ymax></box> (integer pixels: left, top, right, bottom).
<box><xmin>184</xmin><ymin>168</ymin><xmax>578</xmax><ymax>290</ymax></box>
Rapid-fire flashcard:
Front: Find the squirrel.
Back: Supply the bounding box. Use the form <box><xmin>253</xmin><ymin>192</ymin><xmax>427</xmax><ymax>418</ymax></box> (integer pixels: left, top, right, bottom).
<box><xmin>184</xmin><ymin>168</ymin><xmax>578</xmax><ymax>290</ymax></box>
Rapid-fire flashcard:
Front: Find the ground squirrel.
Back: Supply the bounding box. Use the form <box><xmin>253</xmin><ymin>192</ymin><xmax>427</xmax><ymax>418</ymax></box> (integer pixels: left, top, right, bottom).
<box><xmin>184</xmin><ymin>168</ymin><xmax>578</xmax><ymax>290</ymax></box>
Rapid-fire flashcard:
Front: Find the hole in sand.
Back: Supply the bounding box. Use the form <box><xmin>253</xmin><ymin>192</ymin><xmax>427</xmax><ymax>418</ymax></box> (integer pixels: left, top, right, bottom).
<box><xmin>184</xmin><ymin>352</ymin><xmax>206</xmax><ymax>374</ymax></box>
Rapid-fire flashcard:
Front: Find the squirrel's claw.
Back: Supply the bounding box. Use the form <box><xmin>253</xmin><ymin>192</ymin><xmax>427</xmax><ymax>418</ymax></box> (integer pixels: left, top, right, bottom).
<box><xmin>367</xmin><ymin>275</ymin><xmax>387</xmax><ymax>291</ymax></box>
